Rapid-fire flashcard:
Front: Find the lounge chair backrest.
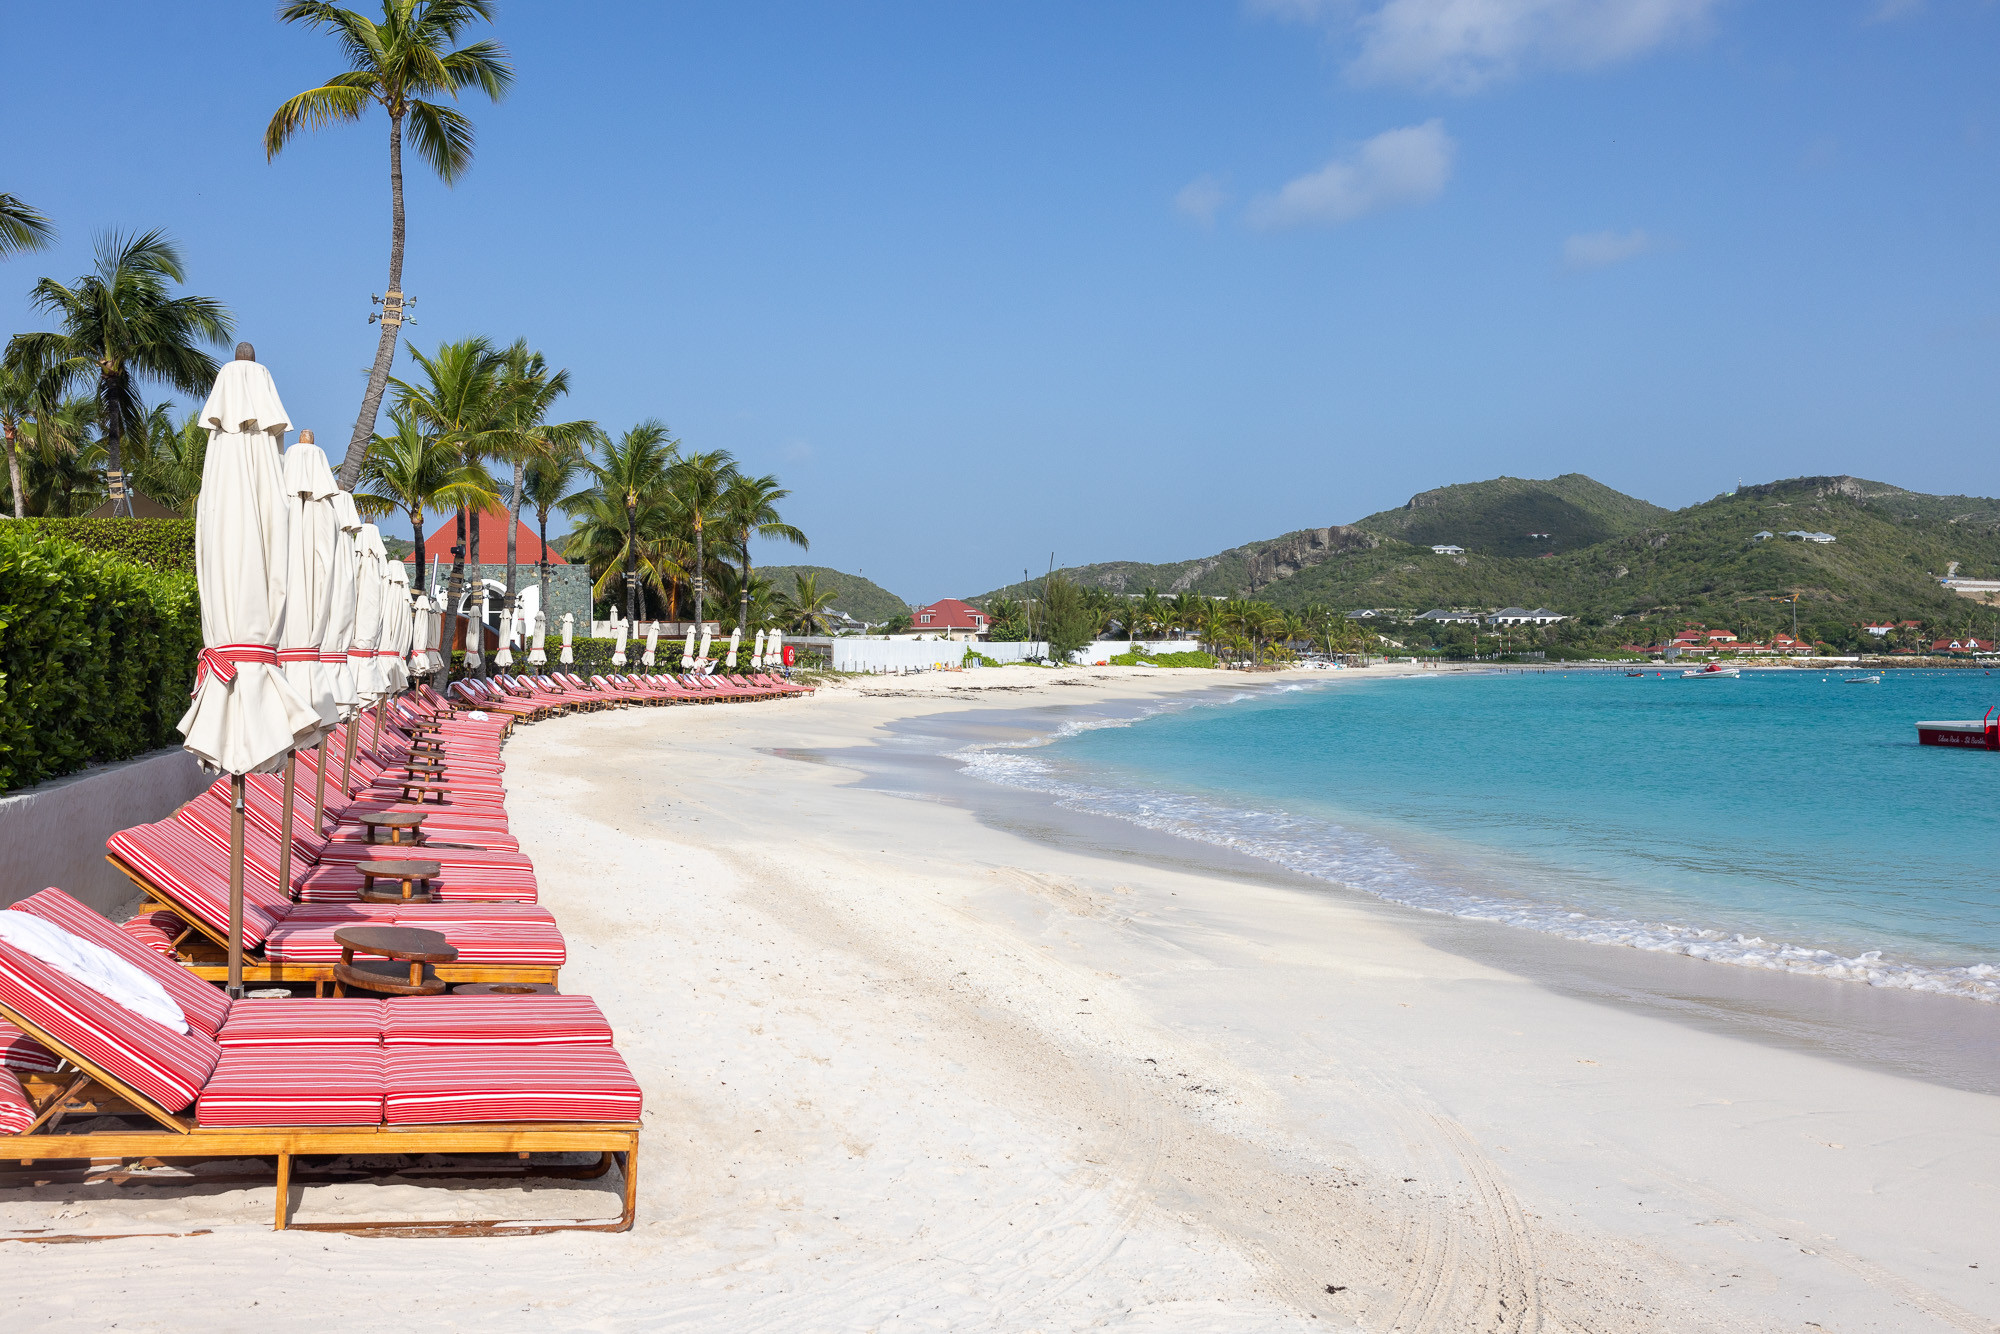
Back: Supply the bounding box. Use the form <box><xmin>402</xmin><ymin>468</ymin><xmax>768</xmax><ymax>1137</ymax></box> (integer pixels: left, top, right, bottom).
<box><xmin>107</xmin><ymin>818</ymin><xmax>289</xmax><ymax>950</ymax></box>
<box><xmin>173</xmin><ymin>805</ymin><xmax>302</xmax><ymax>907</ymax></box>
<box><xmin>237</xmin><ymin>774</ymin><xmax>329</xmax><ymax>863</ymax></box>
<box><xmin>9</xmin><ymin>889</ymin><xmax>232</xmax><ymax>1037</ymax></box>
<box><xmin>0</xmin><ymin>934</ymin><xmax>220</xmax><ymax>1115</ymax></box>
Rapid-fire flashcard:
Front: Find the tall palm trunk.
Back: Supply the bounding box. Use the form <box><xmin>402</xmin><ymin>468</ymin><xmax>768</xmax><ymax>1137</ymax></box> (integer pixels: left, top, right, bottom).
<box><xmin>692</xmin><ymin>517</ymin><xmax>706</xmax><ymax>628</ymax></box>
<box><xmin>623</xmin><ymin>499</ymin><xmax>638</xmax><ymax>623</ymax></box>
<box><xmin>100</xmin><ymin>367</ymin><xmax>131</xmax><ymax>516</ymax></box>
<box><xmin>737</xmin><ymin>531</ymin><xmax>752</xmax><ymax>632</ymax></box>
<box><xmin>504</xmin><ymin>461</ymin><xmax>521</xmax><ymax>658</ymax></box>
<box><xmin>409</xmin><ymin>509</ymin><xmax>426</xmax><ymax>591</ymax></box>
<box><xmin>469</xmin><ymin>507</ymin><xmax>484</xmax><ymax>675</ymax></box>
<box><xmin>3</xmin><ymin>421</ymin><xmax>23</xmax><ymax>519</ymax></box>
<box><xmin>536</xmin><ymin>505</ymin><xmax>551</xmax><ymax>628</ymax></box>
<box><xmin>339</xmin><ymin>111</ymin><xmax>407</xmax><ymax>492</ymax></box>
<box><xmin>445</xmin><ymin>505</ymin><xmax>467</xmax><ymax>679</ymax></box>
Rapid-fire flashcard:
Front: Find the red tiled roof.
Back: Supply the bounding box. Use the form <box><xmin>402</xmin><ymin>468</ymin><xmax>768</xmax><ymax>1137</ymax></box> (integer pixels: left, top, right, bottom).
<box><xmin>404</xmin><ymin>506</ymin><xmax>565</xmax><ymax>566</ymax></box>
<box><xmin>911</xmin><ymin>599</ymin><xmax>988</xmax><ymax>631</ymax></box>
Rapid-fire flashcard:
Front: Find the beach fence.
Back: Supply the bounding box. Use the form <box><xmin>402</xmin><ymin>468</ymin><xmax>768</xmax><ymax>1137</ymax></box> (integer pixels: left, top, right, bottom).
<box><xmin>821</xmin><ymin>637</ymin><xmax>1195</xmax><ymax>674</ymax></box>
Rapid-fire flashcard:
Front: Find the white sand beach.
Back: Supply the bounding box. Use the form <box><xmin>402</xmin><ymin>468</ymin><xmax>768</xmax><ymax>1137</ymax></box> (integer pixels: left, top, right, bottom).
<box><xmin>5</xmin><ymin>665</ymin><xmax>1997</xmax><ymax>1332</ymax></box>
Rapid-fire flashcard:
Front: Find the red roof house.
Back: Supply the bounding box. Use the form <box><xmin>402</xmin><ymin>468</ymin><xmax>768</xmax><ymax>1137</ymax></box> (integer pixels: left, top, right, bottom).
<box><xmin>403</xmin><ymin>505</ymin><xmax>566</xmax><ymax>567</ymax></box>
<box><xmin>907</xmin><ymin>599</ymin><xmax>990</xmax><ymax>638</ymax></box>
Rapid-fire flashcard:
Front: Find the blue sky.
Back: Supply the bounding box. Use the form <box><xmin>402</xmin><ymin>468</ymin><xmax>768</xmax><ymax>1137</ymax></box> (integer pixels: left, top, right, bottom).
<box><xmin>5</xmin><ymin>1</ymin><xmax>1996</xmax><ymax>601</ymax></box>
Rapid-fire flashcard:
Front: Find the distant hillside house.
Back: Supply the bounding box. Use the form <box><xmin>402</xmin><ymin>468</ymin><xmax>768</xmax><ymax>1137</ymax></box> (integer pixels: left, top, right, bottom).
<box><xmin>1783</xmin><ymin>530</ymin><xmax>1836</xmax><ymax>543</ymax></box>
<box><xmin>1487</xmin><ymin>607</ymin><xmax>1566</xmax><ymax>626</ymax></box>
<box><xmin>906</xmin><ymin>598</ymin><xmax>989</xmax><ymax>641</ymax></box>
<box><xmin>1752</xmin><ymin>530</ymin><xmax>1774</xmax><ymax>541</ymax></box>
<box><xmin>1430</xmin><ymin>544</ymin><xmax>1465</xmax><ymax>555</ymax></box>
<box><xmin>1414</xmin><ymin>609</ymin><xmax>1482</xmax><ymax>624</ymax></box>
<box><xmin>1933</xmin><ymin>637</ymin><xmax>1995</xmax><ymax>653</ymax></box>
<box><xmin>1863</xmin><ymin>622</ymin><xmax>1895</xmax><ymax>636</ymax></box>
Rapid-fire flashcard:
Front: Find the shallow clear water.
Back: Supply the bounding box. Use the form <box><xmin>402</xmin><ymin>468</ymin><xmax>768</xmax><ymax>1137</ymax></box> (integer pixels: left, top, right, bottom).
<box><xmin>958</xmin><ymin>670</ymin><xmax>2000</xmax><ymax>1002</ymax></box>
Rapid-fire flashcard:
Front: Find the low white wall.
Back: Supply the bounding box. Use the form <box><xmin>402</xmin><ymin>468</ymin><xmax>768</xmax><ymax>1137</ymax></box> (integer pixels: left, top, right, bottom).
<box><xmin>827</xmin><ymin>638</ymin><xmax>1198</xmax><ymax>673</ymax></box>
<box><xmin>0</xmin><ymin>747</ymin><xmax>213</xmax><ymax>916</ymax></box>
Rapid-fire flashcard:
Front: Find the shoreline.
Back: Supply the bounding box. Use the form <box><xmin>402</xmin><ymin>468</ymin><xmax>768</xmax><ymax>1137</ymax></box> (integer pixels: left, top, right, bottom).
<box><xmin>6</xmin><ymin>664</ymin><xmax>1994</xmax><ymax>1330</ymax></box>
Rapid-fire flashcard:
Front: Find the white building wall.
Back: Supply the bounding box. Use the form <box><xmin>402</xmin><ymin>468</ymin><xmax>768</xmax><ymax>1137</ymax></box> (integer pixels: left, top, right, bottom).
<box><xmin>827</xmin><ymin>638</ymin><xmax>1196</xmax><ymax>673</ymax></box>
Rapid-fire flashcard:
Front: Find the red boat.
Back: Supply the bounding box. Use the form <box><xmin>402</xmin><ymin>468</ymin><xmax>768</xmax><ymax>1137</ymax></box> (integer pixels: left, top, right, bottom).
<box><xmin>1917</xmin><ymin>709</ymin><xmax>1999</xmax><ymax>749</ymax></box>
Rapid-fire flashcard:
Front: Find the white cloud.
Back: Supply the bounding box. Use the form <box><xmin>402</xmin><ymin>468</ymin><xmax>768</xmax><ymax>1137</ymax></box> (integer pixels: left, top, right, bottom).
<box><xmin>1174</xmin><ymin>175</ymin><xmax>1230</xmax><ymax>227</ymax></box>
<box><xmin>1247</xmin><ymin>120</ymin><xmax>1456</xmax><ymax>230</ymax></box>
<box><xmin>1562</xmin><ymin>228</ymin><xmax>1655</xmax><ymax>270</ymax></box>
<box><xmin>1866</xmin><ymin>0</ymin><xmax>1922</xmax><ymax>23</ymax></box>
<box><xmin>1253</xmin><ymin>0</ymin><xmax>1721</xmax><ymax>93</ymax></box>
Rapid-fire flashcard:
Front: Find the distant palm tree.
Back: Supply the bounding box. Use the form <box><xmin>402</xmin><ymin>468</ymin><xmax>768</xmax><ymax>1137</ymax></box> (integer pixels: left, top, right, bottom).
<box><xmin>19</xmin><ymin>396</ymin><xmax>104</xmax><ymax>517</ymax></box>
<box><xmin>781</xmin><ymin>571</ymin><xmax>838</xmax><ymax>635</ymax></box>
<box><xmin>7</xmin><ymin>230</ymin><xmax>231</xmax><ymax>517</ymax></box>
<box><xmin>490</xmin><ymin>342</ymin><xmax>594</xmax><ymax>642</ymax></box>
<box><xmin>266</xmin><ymin>0</ymin><xmax>513</xmax><ymax>490</ymax></box>
<box><xmin>127</xmin><ymin>402</ymin><xmax>208</xmax><ymax>514</ymax></box>
<box><xmin>521</xmin><ymin>437</ymin><xmax>588</xmax><ymax>624</ymax></box>
<box><xmin>720</xmin><ymin>471</ymin><xmax>806</xmax><ymax>634</ymax></box>
<box><xmin>584</xmin><ymin>421</ymin><xmax>679</xmax><ymax>622</ymax></box>
<box><xmin>671</xmin><ymin>448</ymin><xmax>738</xmax><ymax>627</ymax></box>
<box><xmin>0</xmin><ymin>194</ymin><xmax>55</xmax><ymax>259</ymax></box>
<box><xmin>0</xmin><ymin>358</ymin><xmax>40</xmax><ymax>517</ymax></box>
<box><xmin>355</xmin><ymin>407</ymin><xmax>495</xmax><ymax>589</ymax></box>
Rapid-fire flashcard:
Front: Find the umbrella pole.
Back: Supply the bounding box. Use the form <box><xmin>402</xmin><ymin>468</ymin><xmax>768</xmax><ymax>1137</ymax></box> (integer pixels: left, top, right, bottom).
<box><xmin>278</xmin><ymin>751</ymin><xmax>298</xmax><ymax>902</ymax></box>
<box><xmin>228</xmin><ymin>773</ymin><xmax>246</xmax><ymax>1000</ymax></box>
<box><xmin>371</xmin><ymin>700</ymin><xmax>383</xmax><ymax>757</ymax></box>
<box><xmin>341</xmin><ymin>715</ymin><xmax>357</xmax><ymax>796</ymax></box>
<box><xmin>311</xmin><ymin>736</ymin><xmax>328</xmax><ymax>831</ymax></box>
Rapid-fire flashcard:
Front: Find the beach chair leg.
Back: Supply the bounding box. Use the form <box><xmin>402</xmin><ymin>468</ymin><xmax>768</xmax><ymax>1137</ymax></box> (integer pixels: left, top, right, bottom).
<box><xmin>274</xmin><ymin>1152</ymin><xmax>292</xmax><ymax>1230</ymax></box>
<box><xmin>618</xmin><ymin>1144</ymin><xmax>639</xmax><ymax>1231</ymax></box>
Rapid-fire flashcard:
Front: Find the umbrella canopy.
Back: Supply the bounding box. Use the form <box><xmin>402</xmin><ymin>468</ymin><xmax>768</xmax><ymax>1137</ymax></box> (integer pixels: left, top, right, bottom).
<box><xmin>642</xmin><ymin>621</ymin><xmax>659</xmax><ymax>667</ymax></box>
<box><xmin>382</xmin><ymin>561</ymin><xmax>412</xmax><ymax>693</ymax></box>
<box><xmin>697</xmin><ymin>626</ymin><xmax>713</xmax><ymax>668</ymax></box>
<box><xmin>560</xmin><ymin>612</ymin><xmax>575</xmax><ymax>664</ymax></box>
<box><xmin>752</xmin><ymin>628</ymin><xmax>767</xmax><ymax>668</ymax></box>
<box><xmin>725</xmin><ymin>626</ymin><xmax>741</xmax><ymax>668</ymax></box>
<box><xmin>768</xmin><ymin>630</ymin><xmax>783</xmax><ymax>670</ymax></box>
<box><xmin>682</xmin><ymin>626</ymin><xmax>696</xmax><ymax>665</ymax></box>
<box><xmin>611</xmin><ymin>619</ymin><xmax>629</xmax><ymax>667</ymax></box>
<box><xmin>323</xmin><ymin>492</ymin><xmax>362</xmax><ymax>717</ymax></box>
<box><xmin>348</xmin><ymin>524</ymin><xmax>388</xmax><ymax>699</ymax></box>
<box><xmin>528</xmin><ymin>611</ymin><xmax>547</xmax><ymax>665</ymax></box>
<box><xmin>279</xmin><ymin>442</ymin><xmax>341</xmax><ymax>741</ymax></box>
<box><xmin>177</xmin><ymin>359</ymin><xmax>321</xmax><ymax>775</ymax></box>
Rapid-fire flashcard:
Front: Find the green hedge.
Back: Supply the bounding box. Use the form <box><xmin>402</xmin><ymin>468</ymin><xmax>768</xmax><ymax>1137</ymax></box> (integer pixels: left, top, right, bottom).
<box><xmin>18</xmin><ymin>518</ymin><xmax>197</xmax><ymax>574</ymax></box>
<box><xmin>0</xmin><ymin>525</ymin><xmax>202</xmax><ymax>793</ymax></box>
<box><xmin>1108</xmin><ymin>648</ymin><xmax>1216</xmax><ymax>668</ymax></box>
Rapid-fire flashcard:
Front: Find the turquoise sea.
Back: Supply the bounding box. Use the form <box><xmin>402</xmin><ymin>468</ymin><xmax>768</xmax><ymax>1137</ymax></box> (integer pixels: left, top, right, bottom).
<box><xmin>958</xmin><ymin>669</ymin><xmax>2000</xmax><ymax>1002</ymax></box>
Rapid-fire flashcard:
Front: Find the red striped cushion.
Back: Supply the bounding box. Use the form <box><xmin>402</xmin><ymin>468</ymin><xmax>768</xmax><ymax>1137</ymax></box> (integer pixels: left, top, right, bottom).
<box><xmin>293</xmin><ymin>863</ymin><xmax>539</xmax><ymax>905</ymax></box>
<box><xmin>0</xmin><ymin>937</ymin><xmax>219</xmax><ymax>1113</ymax></box>
<box><xmin>0</xmin><ymin>1068</ymin><xmax>34</xmax><ymax>1134</ymax></box>
<box><xmin>0</xmin><ymin>1020</ymin><xmax>60</xmax><ymax>1073</ymax></box>
<box><xmin>120</xmin><ymin>911</ymin><xmax>180</xmax><ymax>955</ymax></box>
<box><xmin>263</xmin><ymin>908</ymin><xmax>565</xmax><ymax>966</ymax></box>
<box><xmin>197</xmin><ymin>1045</ymin><xmax>384</xmax><ymax>1126</ymax></box>
<box><xmin>217</xmin><ymin>999</ymin><xmax>385</xmax><ymax>1048</ymax></box>
<box><xmin>109</xmin><ymin>818</ymin><xmax>286</xmax><ymax>950</ymax></box>
<box><xmin>382</xmin><ymin>996</ymin><xmax>612</xmax><ymax>1047</ymax></box>
<box><xmin>9</xmin><ymin>889</ymin><xmax>233</xmax><ymax>1037</ymax></box>
<box><xmin>382</xmin><ymin>1045</ymin><xmax>640</xmax><ymax>1124</ymax></box>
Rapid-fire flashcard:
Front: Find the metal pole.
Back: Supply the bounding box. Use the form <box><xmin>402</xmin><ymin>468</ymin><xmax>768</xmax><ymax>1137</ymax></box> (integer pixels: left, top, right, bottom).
<box><xmin>340</xmin><ymin>715</ymin><xmax>357</xmax><ymax>796</ymax></box>
<box><xmin>228</xmin><ymin>773</ymin><xmax>246</xmax><ymax>1000</ymax></box>
<box><xmin>311</xmin><ymin>736</ymin><xmax>328</xmax><ymax>831</ymax></box>
<box><xmin>370</xmin><ymin>700</ymin><xmax>383</xmax><ymax>759</ymax></box>
<box><xmin>278</xmin><ymin>753</ymin><xmax>297</xmax><ymax>901</ymax></box>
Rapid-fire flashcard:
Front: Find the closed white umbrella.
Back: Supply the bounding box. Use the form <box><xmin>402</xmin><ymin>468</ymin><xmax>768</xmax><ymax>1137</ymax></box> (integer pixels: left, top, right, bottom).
<box><xmin>697</xmin><ymin>625</ymin><xmax>712</xmax><ymax>671</ymax></box>
<box><xmin>175</xmin><ymin>350</ymin><xmax>321</xmax><ymax>998</ymax></box>
<box><xmin>495</xmin><ymin>584</ymin><xmax>515</xmax><ymax>668</ymax></box>
<box><xmin>408</xmin><ymin>578</ymin><xmax>432</xmax><ymax>677</ymax></box>
<box><xmin>322</xmin><ymin>490</ymin><xmax>365</xmax><ymax>809</ymax></box>
<box><xmin>768</xmin><ymin>630</ymin><xmax>783</xmax><ymax>672</ymax></box>
<box><xmin>560</xmin><ymin>612</ymin><xmax>575</xmax><ymax>664</ymax></box>
<box><xmin>642</xmin><ymin>621</ymin><xmax>659</xmax><ymax>667</ymax></box>
<box><xmin>528</xmin><ymin>610</ymin><xmax>547</xmax><ymax>665</ymax></box>
<box><xmin>348</xmin><ymin>525</ymin><xmax>388</xmax><ymax>701</ymax></box>
<box><xmin>611</xmin><ymin>618</ymin><xmax>629</xmax><ymax>667</ymax></box>
<box><xmin>752</xmin><ymin>628</ymin><xmax>767</xmax><ymax>668</ymax></box>
<box><xmin>725</xmin><ymin>626</ymin><xmax>741</xmax><ymax>670</ymax></box>
<box><xmin>464</xmin><ymin>578</ymin><xmax>484</xmax><ymax>673</ymax></box>
<box><xmin>382</xmin><ymin>560</ymin><xmax>413</xmax><ymax>693</ymax></box>
<box><xmin>682</xmin><ymin>625</ymin><xmax>696</xmax><ymax>668</ymax></box>
<box><xmin>278</xmin><ymin>439</ymin><xmax>339</xmax><ymax>742</ymax></box>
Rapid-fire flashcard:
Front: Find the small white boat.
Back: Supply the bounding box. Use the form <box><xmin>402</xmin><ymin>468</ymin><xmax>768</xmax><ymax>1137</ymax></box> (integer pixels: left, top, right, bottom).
<box><xmin>1681</xmin><ymin>663</ymin><xmax>1740</xmax><ymax>679</ymax></box>
<box><xmin>1845</xmin><ymin>674</ymin><xmax>1881</xmax><ymax>685</ymax></box>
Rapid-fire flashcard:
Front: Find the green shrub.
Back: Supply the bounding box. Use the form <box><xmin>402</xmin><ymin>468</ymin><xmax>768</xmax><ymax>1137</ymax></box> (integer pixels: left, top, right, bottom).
<box><xmin>0</xmin><ymin>525</ymin><xmax>202</xmax><ymax>793</ymax></box>
<box><xmin>18</xmin><ymin>518</ymin><xmax>196</xmax><ymax>574</ymax></box>
<box><xmin>1109</xmin><ymin>648</ymin><xmax>1215</xmax><ymax>668</ymax></box>
<box><xmin>962</xmin><ymin>647</ymin><xmax>1002</xmax><ymax>668</ymax></box>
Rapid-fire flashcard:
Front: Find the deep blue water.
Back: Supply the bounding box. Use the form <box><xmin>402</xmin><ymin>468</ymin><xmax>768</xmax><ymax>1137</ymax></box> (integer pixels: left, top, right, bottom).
<box><xmin>960</xmin><ymin>669</ymin><xmax>2000</xmax><ymax>1001</ymax></box>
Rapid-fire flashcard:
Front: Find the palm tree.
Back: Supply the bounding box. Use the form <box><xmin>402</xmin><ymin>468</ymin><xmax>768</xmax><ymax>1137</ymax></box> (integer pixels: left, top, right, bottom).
<box><xmin>0</xmin><ymin>195</ymin><xmax>54</xmax><ymax>259</ymax></box>
<box><xmin>559</xmin><ymin>487</ymin><xmax>685</xmax><ymax>616</ymax></box>
<box><xmin>719</xmin><ymin>471</ymin><xmax>806</xmax><ymax>634</ymax></box>
<box><xmin>355</xmin><ymin>407</ymin><xmax>494</xmax><ymax>588</ymax></box>
<box><xmin>781</xmin><ymin>571</ymin><xmax>838</xmax><ymax>635</ymax></box>
<box><xmin>670</xmin><ymin>448</ymin><xmax>738</xmax><ymax>628</ymax></box>
<box><xmin>126</xmin><ymin>402</ymin><xmax>208</xmax><ymax>514</ymax></box>
<box><xmin>390</xmin><ymin>335</ymin><xmax>505</xmax><ymax>664</ymax></box>
<box><xmin>18</xmin><ymin>396</ymin><xmax>104</xmax><ymax>517</ymax></box>
<box><xmin>521</xmin><ymin>438</ymin><xmax>588</xmax><ymax>625</ymax></box>
<box><xmin>490</xmin><ymin>341</ymin><xmax>594</xmax><ymax>643</ymax></box>
<box><xmin>7</xmin><ymin>230</ymin><xmax>232</xmax><ymax>516</ymax></box>
<box><xmin>0</xmin><ymin>358</ymin><xmax>39</xmax><ymax>518</ymax></box>
<box><xmin>266</xmin><ymin>0</ymin><xmax>513</xmax><ymax>490</ymax></box>
<box><xmin>585</xmin><ymin>422</ymin><xmax>678</xmax><ymax>622</ymax></box>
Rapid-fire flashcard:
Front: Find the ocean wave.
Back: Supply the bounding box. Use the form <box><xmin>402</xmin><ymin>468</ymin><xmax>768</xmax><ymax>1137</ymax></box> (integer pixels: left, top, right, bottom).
<box><xmin>955</xmin><ymin>750</ymin><xmax>2000</xmax><ymax>1005</ymax></box>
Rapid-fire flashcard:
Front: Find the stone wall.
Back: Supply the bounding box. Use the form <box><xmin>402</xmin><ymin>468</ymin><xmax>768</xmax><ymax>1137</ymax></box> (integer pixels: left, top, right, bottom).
<box><xmin>0</xmin><ymin>747</ymin><xmax>212</xmax><ymax>916</ymax></box>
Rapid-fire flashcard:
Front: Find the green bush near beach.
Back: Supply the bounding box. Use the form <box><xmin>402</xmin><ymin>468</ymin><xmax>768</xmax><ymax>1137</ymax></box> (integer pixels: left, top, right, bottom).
<box><xmin>1108</xmin><ymin>647</ymin><xmax>1216</xmax><ymax>668</ymax></box>
<box><xmin>0</xmin><ymin>525</ymin><xmax>202</xmax><ymax>793</ymax></box>
<box><xmin>17</xmin><ymin>518</ymin><xmax>197</xmax><ymax>574</ymax></box>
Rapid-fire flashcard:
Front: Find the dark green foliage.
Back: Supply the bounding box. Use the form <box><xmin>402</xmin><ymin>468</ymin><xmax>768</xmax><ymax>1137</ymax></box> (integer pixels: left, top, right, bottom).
<box><xmin>755</xmin><ymin>565</ymin><xmax>909</xmax><ymax>625</ymax></box>
<box><xmin>0</xmin><ymin>525</ymin><xmax>201</xmax><ymax>792</ymax></box>
<box><xmin>1350</xmin><ymin>473</ymin><xmax>1669</xmax><ymax>557</ymax></box>
<box><xmin>1108</xmin><ymin>647</ymin><xmax>1216</xmax><ymax>668</ymax></box>
<box><xmin>17</xmin><ymin>518</ymin><xmax>196</xmax><ymax>573</ymax></box>
<box><xmin>1040</xmin><ymin>573</ymin><xmax>1099</xmax><ymax>663</ymax></box>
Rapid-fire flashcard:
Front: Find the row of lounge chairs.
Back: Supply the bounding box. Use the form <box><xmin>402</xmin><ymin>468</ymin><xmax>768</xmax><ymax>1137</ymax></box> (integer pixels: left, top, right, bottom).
<box><xmin>0</xmin><ymin>666</ymin><xmax>809</xmax><ymax>1234</ymax></box>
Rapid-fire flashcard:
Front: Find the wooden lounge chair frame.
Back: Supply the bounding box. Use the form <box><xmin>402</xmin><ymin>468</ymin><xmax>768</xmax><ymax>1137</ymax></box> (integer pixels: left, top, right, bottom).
<box><xmin>0</xmin><ymin>998</ymin><xmax>636</xmax><ymax>1236</ymax></box>
<box><xmin>104</xmin><ymin>852</ymin><xmax>561</xmax><ymax>992</ymax></box>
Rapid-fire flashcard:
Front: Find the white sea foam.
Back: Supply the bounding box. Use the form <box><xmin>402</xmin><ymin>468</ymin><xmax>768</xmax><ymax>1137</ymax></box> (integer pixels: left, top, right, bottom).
<box><xmin>956</xmin><ymin>747</ymin><xmax>2000</xmax><ymax>1005</ymax></box>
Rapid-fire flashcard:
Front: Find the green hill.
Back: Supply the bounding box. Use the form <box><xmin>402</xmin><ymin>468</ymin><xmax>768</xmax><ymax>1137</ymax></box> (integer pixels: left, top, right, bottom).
<box><xmin>756</xmin><ymin>565</ymin><xmax>910</xmax><ymax>624</ymax></box>
<box><xmin>971</xmin><ymin>474</ymin><xmax>2000</xmax><ymax>631</ymax></box>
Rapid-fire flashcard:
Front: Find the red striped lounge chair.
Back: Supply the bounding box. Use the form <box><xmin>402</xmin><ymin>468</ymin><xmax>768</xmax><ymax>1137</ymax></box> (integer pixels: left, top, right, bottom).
<box><xmin>0</xmin><ymin>890</ymin><xmax>638</xmax><ymax>1233</ymax></box>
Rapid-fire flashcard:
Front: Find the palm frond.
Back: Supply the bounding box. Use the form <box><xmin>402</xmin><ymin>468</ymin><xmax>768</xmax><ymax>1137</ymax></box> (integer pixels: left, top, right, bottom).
<box><xmin>405</xmin><ymin>100</ymin><xmax>477</xmax><ymax>182</ymax></box>
<box><xmin>0</xmin><ymin>194</ymin><xmax>56</xmax><ymax>259</ymax></box>
<box><xmin>264</xmin><ymin>83</ymin><xmax>374</xmax><ymax>158</ymax></box>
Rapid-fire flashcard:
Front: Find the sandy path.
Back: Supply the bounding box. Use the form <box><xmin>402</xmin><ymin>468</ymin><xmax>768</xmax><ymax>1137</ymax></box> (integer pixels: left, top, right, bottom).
<box><xmin>4</xmin><ymin>665</ymin><xmax>1996</xmax><ymax>1332</ymax></box>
